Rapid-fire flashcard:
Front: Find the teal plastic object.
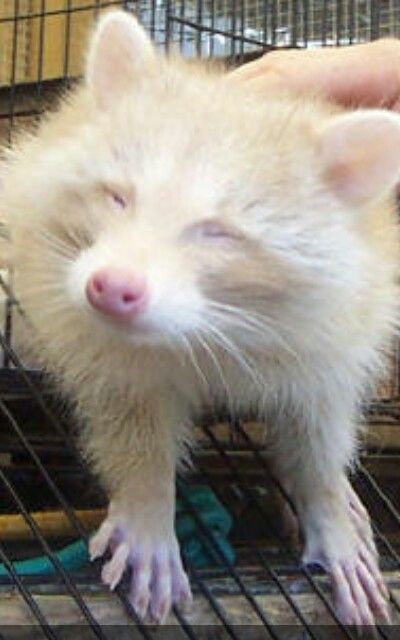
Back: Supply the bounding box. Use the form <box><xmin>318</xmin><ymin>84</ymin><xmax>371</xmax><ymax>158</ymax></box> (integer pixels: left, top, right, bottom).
<box><xmin>176</xmin><ymin>483</ymin><xmax>235</xmax><ymax>568</ymax></box>
<box><xmin>0</xmin><ymin>485</ymin><xmax>235</xmax><ymax>576</ymax></box>
<box><xmin>0</xmin><ymin>539</ymin><xmax>88</xmax><ymax>577</ymax></box>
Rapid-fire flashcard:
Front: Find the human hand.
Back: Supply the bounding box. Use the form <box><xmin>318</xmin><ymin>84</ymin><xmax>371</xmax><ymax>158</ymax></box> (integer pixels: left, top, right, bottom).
<box><xmin>229</xmin><ymin>39</ymin><xmax>400</xmax><ymax>110</ymax></box>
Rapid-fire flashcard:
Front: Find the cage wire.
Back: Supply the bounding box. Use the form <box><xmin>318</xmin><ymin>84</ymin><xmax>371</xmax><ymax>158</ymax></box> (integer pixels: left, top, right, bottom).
<box><xmin>0</xmin><ymin>0</ymin><xmax>400</xmax><ymax>638</ymax></box>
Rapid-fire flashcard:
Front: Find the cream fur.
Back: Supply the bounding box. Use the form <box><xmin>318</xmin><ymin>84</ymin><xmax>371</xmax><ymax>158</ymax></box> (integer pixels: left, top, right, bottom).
<box><xmin>1</xmin><ymin>10</ymin><xmax>399</xmax><ymax>625</ymax></box>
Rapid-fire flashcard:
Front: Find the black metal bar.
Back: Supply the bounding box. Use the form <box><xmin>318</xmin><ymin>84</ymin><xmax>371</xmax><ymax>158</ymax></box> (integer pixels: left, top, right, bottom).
<box><xmin>1</xmin><ymin>0</ymin><xmax>15</xmax><ymax>363</ymax></box>
<box><xmin>303</xmin><ymin>0</ymin><xmax>309</xmax><ymax>47</ymax></box>
<box><xmin>370</xmin><ymin>0</ymin><xmax>381</xmax><ymax>41</ymax></box>
<box><xmin>192</xmin><ymin>567</ymin><xmax>242</xmax><ymax>638</ymax></box>
<box><xmin>93</xmin><ymin>0</ymin><xmax>102</xmax><ymax>20</ymax></box>
<box><xmin>0</xmin><ymin>360</ymin><xmax>159</xmax><ymax>638</ymax></box>
<box><xmin>348</xmin><ymin>0</ymin><xmax>355</xmax><ymax>44</ymax></box>
<box><xmin>171</xmin><ymin>605</ymin><xmax>203</xmax><ymax>640</ymax></box>
<box><xmin>0</xmin><ymin>468</ymin><xmax>106</xmax><ymax>639</ymax></box>
<box><xmin>1</xmin><ymin>4</ymin><xmax>400</xmax><ymax>640</ymax></box>
<box><xmin>36</xmin><ymin>0</ymin><xmax>46</xmax><ymax>105</ymax></box>
<box><xmin>178</xmin><ymin>0</ymin><xmax>185</xmax><ymax>50</ymax></box>
<box><xmin>3</xmin><ymin>299</ymin><xmax>13</xmax><ymax>369</ymax></box>
<box><xmin>0</xmin><ymin>107</ymin><xmax>44</xmax><ymax>121</ymax></box>
<box><xmin>202</xmin><ymin>423</ymin><xmax>357</xmax><ymax>640</ymax></box>
<box><xmin>291</xmin><ymin>0</ymin><xmax>299</xmax><ymax>47</ymax></box>
<box><xmin>165</xmin><ymin>0</ymin><xmax>172</xmax><ymax>53</ymax></box>
<box><xmin>170</xmin><ymin>16</ymin><xmax>273</xmax><ymax>49</ymax></box>
<box><xmin>196</xmin><ymin>0</ymin><xmax>203</xmax><ymax>56</ymax></box>
<box><xmin>0</xmin><ymin>543</ymin><xmax>58</xmax><ymax>640</ymax></box>
<box><xmin>321</xmin><ymin>0</ymin><xmax>328</xmax><ymax>45</ymax></box>
<box><xmin>7</xmin><ymin>0</ymin><xmax>20</xmax><ymax>142</ymax></box>
<box><xmin>230</xmin><ymin>0</ymin><xmax>237</xmax><ymax>58</ymax></box>
<box><xmin>177</xmin><ymin>482</ymin><xmax>282</xmax><ymax>639</ymax></box>
<box><xmin>93</xmin><ymin>561</ymin><xmax>159</xmax><ymax>640</ymax></box>
<box><xmin>0</xmin><ymin>332</ymin><xmax>88</xmax><ymax>468</ymax></box>
<box><xmin>359</xmin><ymin>464</ymin><xmax>400</xmax><ymax>528</ymax></box>
<box><xmin>369</xmin><ymin>524</ymin><xmax>400</xmax><ymax>617</ymax></box>
<box><xmin>148</xmin><ymin>0</ymin><xmax>155</xmax><ymax>40</ymax></box>
<box><xmin>0</xmin><ymin>1</ymin><xmax>122</xmax><ymax>24</ymax></box>
<box><xmin>336</xmin><ymin>0</ymin><xmax>343</xmax><ymax>45</ymax></box>
<box><xmin>63</xmin><ymin>0</ymin><xmax>73</xmax><ymax>77</ymax></box>
<box><xmin>262</xmin><ymin>0</ymin><xmax>268</xmax><ymax>45</ymax></box>
<box><xmin>239</xmin><ymin>0</ymin><xmax>245</xmax><ymax>60</ymax></box>
<box><xmin>208</xmin><ymin>0</ymin><xmax>215</xmax><ymax>56</ymax></box>
<box><xmin>235</xmin><ymin>421</ymin><xmax>399</xmax><ymax>633</ymax></box>
<box><xmin>195</xmin><ymin>458</ymin><xmax>322</xmax><ymax>639</ymax></box>
<box><xmin>0</xmin><ymin>340</ymin><xmax>159</xmax><ymax>638</ymax></box>
<box><xmin>0</xmin><ymin>399</ymin><xmax>90</xmax><ymax>541</ymax></box>
<box><xmin>233</xmin><ymin>421</ymin><xmax>297</xmax><ymax>513</ymax></box>
<box><xmin>271</xmin><ymin>0</ymin><xmax>277</xmax><ymax>46</ymax></box>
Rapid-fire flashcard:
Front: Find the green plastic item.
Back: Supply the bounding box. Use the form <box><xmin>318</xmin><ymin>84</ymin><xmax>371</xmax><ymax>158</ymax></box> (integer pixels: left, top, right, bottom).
<box><xmin>176</xmin><ymin>483</ymin><xmax>235</xmax><ymax>568</ymax></box>
<box><xmin>0</xmin><ymin>539</ymin><xmax>88</xmax><ymax>577</ymax></box>
<box><xmin>0</xmin><ymin>485</ymin><xmax>235</xmax><ymax>577</ymax></box>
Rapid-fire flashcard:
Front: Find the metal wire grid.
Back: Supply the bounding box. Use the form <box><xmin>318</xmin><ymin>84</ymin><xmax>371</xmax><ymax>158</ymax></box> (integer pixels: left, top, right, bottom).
<box><xmin>0</xmin><ymin>0</ymin><xmax>399</xmax><ymax>638</ymax></box>
<box><xmin>1</xmin><ymin>2</ymin><xmax>400</xmax><ymax>90</ymax></box>
<box><xmin>2</xmin><ymin>2</ymin><xmax>400</xmax><ymax>141</ymax></box>
<box><xmin>0</xmin><ymin>316</ymin><xmax>399</xmax><ymax>638</ymax></box>
<box><xmin>162</xmin><ymin>0</ymin><xmax>400</xmax><ymax>58</ymax></box>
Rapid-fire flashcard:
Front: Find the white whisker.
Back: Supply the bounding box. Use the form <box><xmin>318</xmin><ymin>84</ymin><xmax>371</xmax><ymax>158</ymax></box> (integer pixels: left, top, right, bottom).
<box><xmin>200</xmin><ymin>318</ymin><xmax>265</xmax><ymax>391</ymax></box>
<box><xmin>34</xmin><ymin>229</ymin><xmax>77</xmax><ymax>261</ymax></box>
<box><xmin>180</xmin><ymin>333</ymin><xmax>209</xmax><ymax>389</ymax></box>
<box><xmin>207</xmin><ymin>300</ymin><xmax>299</xmax><ymax>361</ymax></box>
<box><xmin>193</xmin><ymin>330</ymin><xmax>234</xmax><ymax>412</ymax></box>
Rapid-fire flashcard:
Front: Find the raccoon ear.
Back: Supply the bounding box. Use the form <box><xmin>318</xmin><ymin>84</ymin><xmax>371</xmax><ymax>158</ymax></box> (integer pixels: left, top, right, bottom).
<box><xmin>318</xmin><ymin>110</ymin><xmax>400</xmax><ymax>205</ymax></box>
<box><xmin>86</xmin><ymin>10</ymin><xmax>155</xmax><ymax>109</ymax></box>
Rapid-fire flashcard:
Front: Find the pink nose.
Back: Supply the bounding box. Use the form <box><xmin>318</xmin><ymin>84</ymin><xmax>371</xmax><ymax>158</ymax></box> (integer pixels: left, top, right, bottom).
<box><xmin>86</xmin><ymin>268</ymin><xmax>148</xmax><ymax>321</ymax></box>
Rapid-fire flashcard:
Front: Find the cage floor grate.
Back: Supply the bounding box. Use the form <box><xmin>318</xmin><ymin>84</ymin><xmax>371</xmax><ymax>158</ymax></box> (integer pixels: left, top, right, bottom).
<box><xmin>1</xmin><ymin>1</ymin><xmax>400</xmax><ymax>638</ymax></box>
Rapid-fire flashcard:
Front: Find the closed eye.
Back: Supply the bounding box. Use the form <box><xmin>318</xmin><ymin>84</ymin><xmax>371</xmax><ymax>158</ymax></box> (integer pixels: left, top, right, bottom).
<box><xmin>183</xmin><ymin>219</ymin><xmax>242</xmax><ymax>242</ymax></box>
<box><xmin>103</xmin><ymin>185</ymin><xmax>132</xmax><ymax>210</ymax></box>
<box><xmin>110</xmin><ymin>191</ymin><xmax>127</xmax><ymax>209</ymax></box>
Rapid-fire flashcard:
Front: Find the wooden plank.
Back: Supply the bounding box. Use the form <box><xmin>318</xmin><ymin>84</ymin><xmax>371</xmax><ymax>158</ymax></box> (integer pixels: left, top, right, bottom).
<box><xmin>194</xmin><ymin>420</ymin><xmax>400</xmax><ymax>452</ymax></box>
<box><xmin>0</xmin><ymin>508</ymin><xmax>106</xmax><ymax>541</ymax></box>
<box><xmin>0</xmin><ymin>1</ymin><xmax>31</xmax><ymax>87</ymax></box>
<box><xmin>28</xmin><ymin>0</ymin><xmax>90</xmax><ymax>83</ymax></box>
<box><xmin>0</xmin><ymin>1</ymin><xmax>112</xmax><ymax>87</ymax></box>
<box><xmin>0</xmin><ymin>573</ymin><xmax>399</xmax><ymax>628</ymax></box>
<box><xmin>2</xmin><ymin>1</ymin><xmax>117</xmax><ymax>87</ymax></box>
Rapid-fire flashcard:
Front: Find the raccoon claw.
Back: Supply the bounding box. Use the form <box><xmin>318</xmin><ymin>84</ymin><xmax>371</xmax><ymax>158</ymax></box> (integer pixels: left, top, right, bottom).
<box><xmin>303</xmin><ymin>500</ymin><xmax>390</xmax><ymax>629</ymax></box>
<box><xmin>89</xmin><ymin>518</ymin><xmax>116</xmax><ymax>560</ymax></box>
<box><xmin>90</xmin><ymin>513</ymin><xmax>192</xmax><ymax>623</ymax></box>
<box><xmin>305</xmin><ymin>546</ymin><xmax>390</xmax><ymax>628</ymax></box>
<box><xmin>129</xmin><ymin>538</ymin><xmax>191</xmax><ymax>622</ymax></box>
<box><xmin>332</xmin><ymin>551</ymin><xmax>390</xmax><ymax>627</ymax></box>
<box><xmin>101</xmin><ymin>542</ymin><xmax>130</xmax><ymax>590</ymax></box>
<box><xmin>347</xmin><ymin>482</ymin><xmax>379</xmax><ymax>560</ymax></box>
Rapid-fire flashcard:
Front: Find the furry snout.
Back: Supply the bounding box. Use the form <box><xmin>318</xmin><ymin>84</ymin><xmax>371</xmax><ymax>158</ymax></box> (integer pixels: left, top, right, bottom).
<box><xmin>86</xmin><ymin>267</ymin><xmax>148</xmax><ymax>321</ymax></box>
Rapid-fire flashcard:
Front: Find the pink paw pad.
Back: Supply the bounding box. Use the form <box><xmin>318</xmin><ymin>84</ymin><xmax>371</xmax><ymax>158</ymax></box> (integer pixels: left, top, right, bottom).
<box><xmin>90</xmin><ymin>515</ymin><xmax>192</xmax><ymax>623</ymax></box>
<box><xmin>303</xmin><ymin>488</ymin><xmax>391</xmax><ymax>630</ymax></box>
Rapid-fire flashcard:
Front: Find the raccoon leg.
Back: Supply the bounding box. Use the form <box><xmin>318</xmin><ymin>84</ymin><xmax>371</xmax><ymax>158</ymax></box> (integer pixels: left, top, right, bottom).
<box><xmin>86</xmin><ymin>397</ymin><xmax>192</xmax><ymax>623</ymax></box>
<box><xmin>346</xmin><ymin>479</ymin><xmax>380</xmax><ymax>560</ymax></box>
<box><xmin>271</xmin><ymin>402</ymin><xmax>390</xmax><ymax>628</ymax></box>
<box><xmin>271</xmin><ymin>473</ymin><xmax>377</xmax><ymax>552</ymax></box>
<box><xmin>89</xmin><ymin>496</ymin><xmax>192</xmax><ymax>622</ymax></box>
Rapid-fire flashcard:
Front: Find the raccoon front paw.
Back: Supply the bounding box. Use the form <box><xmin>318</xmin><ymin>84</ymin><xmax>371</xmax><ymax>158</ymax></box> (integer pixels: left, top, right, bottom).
<box><xmin>329</xmin><ymin>548</ymin><xmax>390</xmax><ymax>627</ymax></box>
<box><xmin>89</xmin><ymin>507</ymin><xmax>192</xmax><ymax>623</ymax></box>
<box><xmin>303</xmin><ymin>494</ymin><xmax>390</xmax><ymax>628</ymax></box>
<box><xmin>346</xmin><ymin>481</ymin><xmax>378</xmax><ymax>559</ymax></box>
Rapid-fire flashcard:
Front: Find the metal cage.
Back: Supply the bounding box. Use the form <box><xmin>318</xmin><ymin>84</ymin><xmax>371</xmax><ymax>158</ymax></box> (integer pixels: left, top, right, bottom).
<box><xmin>0</xmin><ymin>1</ymin><xmax>399</xmax><ymax>638</ymax></box>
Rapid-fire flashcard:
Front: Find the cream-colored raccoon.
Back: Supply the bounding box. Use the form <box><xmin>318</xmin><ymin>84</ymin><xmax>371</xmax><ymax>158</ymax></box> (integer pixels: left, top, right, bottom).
<box><xmin>2</xmin><ymin>9</ymin><xmax>399</xmax><ymax>627</ymax></box>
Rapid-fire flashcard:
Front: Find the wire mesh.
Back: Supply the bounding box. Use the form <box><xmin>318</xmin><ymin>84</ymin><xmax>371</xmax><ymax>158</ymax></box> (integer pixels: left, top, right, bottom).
<box><xmin>0</xmin><ymin>1</ymin><xmax>399</xmax><ymax>638</ymax></box>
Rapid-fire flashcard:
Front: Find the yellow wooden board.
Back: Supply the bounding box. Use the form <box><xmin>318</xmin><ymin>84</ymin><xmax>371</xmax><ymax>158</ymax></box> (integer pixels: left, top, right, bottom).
<box><xmin>0</xmin><ymin>0</ymin><xmax>31</xmax><ymax>86</ymax></box>
<box><xmin>0</xmin><ymin>1</ymin><xmax>117</xmax><ymax>87</ymax></box>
